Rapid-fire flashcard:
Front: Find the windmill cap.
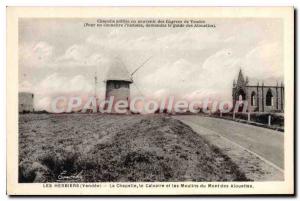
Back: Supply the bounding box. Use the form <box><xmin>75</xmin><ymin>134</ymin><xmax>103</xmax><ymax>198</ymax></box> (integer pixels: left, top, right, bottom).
<box><xmin>104</xmin><ymin>58</ymin><xmax>133</xmax><ymax>83</ymax></box>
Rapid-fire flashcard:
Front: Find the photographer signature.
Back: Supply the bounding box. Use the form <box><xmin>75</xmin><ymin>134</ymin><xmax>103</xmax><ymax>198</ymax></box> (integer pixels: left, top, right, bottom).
<box><xmin>57</xmin><ymin>170</ymin><xmax>83</xmax><ymax>181</ymax></box>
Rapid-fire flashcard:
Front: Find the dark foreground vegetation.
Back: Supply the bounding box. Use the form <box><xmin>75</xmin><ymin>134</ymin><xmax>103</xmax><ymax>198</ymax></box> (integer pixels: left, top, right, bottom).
<box><xmin>19</xmin><ymin>113</ymin><xmax>248</xmax><ymax>182</ymax></box>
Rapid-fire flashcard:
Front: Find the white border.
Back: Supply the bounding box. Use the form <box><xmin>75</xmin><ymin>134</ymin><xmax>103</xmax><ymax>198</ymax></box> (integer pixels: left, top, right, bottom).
<box><xmin>1</xmin><ymin>0</ymin><xmax>298</xmax><ymax>200</ymax></box>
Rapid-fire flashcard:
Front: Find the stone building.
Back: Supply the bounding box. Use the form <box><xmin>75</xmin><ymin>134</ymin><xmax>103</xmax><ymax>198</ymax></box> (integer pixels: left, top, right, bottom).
<box><xmin>19</xmin><ymin>92</ymin><xmax>34</xmax><ymax>113</ymax></box>
<box><xmin>232</xmin><ymin>70</ymin><xmax>284</xmax><ymax>113</ymax></box>
<box><xmin>104</xmin><ymin>58</ymin><xmax>133</xmax><ymax>112</ymax></box>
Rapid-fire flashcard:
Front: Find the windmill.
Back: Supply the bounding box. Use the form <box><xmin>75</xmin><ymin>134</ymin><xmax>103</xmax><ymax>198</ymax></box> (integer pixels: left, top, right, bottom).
<box><xmin>104</xmin><ymin>56</ymin><xmax>152</xmax><ymax>113</ymax></box>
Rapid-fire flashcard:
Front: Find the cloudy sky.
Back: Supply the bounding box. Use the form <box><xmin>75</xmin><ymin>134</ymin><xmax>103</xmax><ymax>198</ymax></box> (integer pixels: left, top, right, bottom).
<box><xmin>19</xmin><ymin>18</ymin><xmax>283</xmax><ymax>110</ymax></box>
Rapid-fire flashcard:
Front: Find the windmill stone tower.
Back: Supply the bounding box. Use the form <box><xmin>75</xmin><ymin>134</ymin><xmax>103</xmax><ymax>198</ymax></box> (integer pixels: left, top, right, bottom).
<box><xmin>104</xmin><ymin>58</ymin><xmax>133</xmax><ymax>111</ymax></box>
<box><xmin>104</xmin><ymin>56</ymin><xmax>152</xmax><ymax>113</ymax></box>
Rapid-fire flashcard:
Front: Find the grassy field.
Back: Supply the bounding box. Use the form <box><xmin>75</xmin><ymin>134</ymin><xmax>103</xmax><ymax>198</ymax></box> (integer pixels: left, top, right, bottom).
<box><xmin>19</xmin><ymin>113</ymin><xmax>248</xmax><ymax>182</ymax></box>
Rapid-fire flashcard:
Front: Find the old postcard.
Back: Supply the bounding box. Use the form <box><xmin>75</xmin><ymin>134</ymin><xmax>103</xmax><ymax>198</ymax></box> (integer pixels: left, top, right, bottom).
<box><xmin>7</xmin><ymin>7</ymin><xmax>294</xmax><ymax>195</ymax></box>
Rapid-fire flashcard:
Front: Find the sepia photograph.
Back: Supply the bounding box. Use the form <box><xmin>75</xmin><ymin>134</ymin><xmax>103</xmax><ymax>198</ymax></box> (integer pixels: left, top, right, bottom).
<box><xmin>6</xmin><ymin>6</ymin><xmax>294</xmax><ymax>195</ymax></box>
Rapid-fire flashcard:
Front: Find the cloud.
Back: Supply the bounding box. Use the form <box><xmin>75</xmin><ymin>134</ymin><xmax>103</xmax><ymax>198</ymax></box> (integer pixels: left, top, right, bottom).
<box><xmin>155</xmin><ymin>29</ymin><xmax>223</xmax><ymax>51</ymax></box>
<box><xmin>202</xmin><ymin>49</ymin><xmax>240</xmax><ymax>70</ymax></box>
<box><xmin>138</xmin><ymin>46</ymin><xmax>280</xmax><ymax>101</ymax></box>
<box><xmin>20</xmin><ymin>42</ymin><xmax>111</xmax><ymax>70</ymax></box>
<box><xmin>35</xmin><ymin>96</ymin><xmax>52</xmax><ymax>111</ymax></box>
<box><xmin>243</xmin><ymin>42</ymin><xmax>283</xmax><ymax>80</ymax></box>
<box><xmin>183</xmin><ymin>89</ymin><xmax>221</xmax><ymax>102</ymax></box>
<box><xmin>31</xmin><ymin>73</ymin><xmax>95</xmax><ymax>111</ymax></box>
<box><xmin>57</xmin><ymin>44</ymin><xmax>88</xmax><ymax>62</ymax></box>
<box><xmin>19</xmin><ymin>80</ymin><xmax>33</xmax><ymax>92</ymax></box>
<box><xmin>19</xmin><ymin>41</ymin><xmax>54</xmax><ymax>68</ymax></box>
<box><xmin>38</xmin><ymin>73</ymin><xmax>93</xmax><ymax>95</ymax></box>
<box><xmin>86</xmin><ymin>28</ymin><xmax>226</xmax><ymax>52</ymax></box>
<box><xmin>53</xmin><ymin>44</ymin><xmax>112</xmax><ymax>68</ymax></box>
<box><xmin>201</xmin><ymin>49</ymin><xmax>241</xmax><ymax>89</ymax></box>
<box><xmin>139</xmin><ymin>58</ymin><xmax>201</xmax><ymax>98</ymax></box>
<box><xmin>138</xmin><ymin>49</ymin><xmax>241</xmax><ymax>100</ymax></box>
<box><xmin>143</xmin><ymin>59</ymin><xmax>195</xmax><ymax>84</ymax></box>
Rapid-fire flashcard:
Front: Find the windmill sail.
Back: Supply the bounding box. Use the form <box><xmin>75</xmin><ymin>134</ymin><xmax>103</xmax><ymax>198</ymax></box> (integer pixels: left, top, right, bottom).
<box><xmin>130</xmin><ymin>56</ymin><xmax>152</xmax><ymax>77</ymax></box>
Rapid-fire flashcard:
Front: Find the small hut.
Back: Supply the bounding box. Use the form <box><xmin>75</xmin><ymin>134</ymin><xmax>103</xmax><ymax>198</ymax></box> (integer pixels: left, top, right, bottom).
<box><xmin>19</xmin><ymin>92</ymin><xmax>34</xmax><ymax>113</ymax></box>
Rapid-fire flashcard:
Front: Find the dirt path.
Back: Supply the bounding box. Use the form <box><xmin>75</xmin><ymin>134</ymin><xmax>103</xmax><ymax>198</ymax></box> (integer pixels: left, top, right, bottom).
<box><xmin>173</xmin><ymin>115</ymin><xmax>284</xmax><ymax>181</ymax></box>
